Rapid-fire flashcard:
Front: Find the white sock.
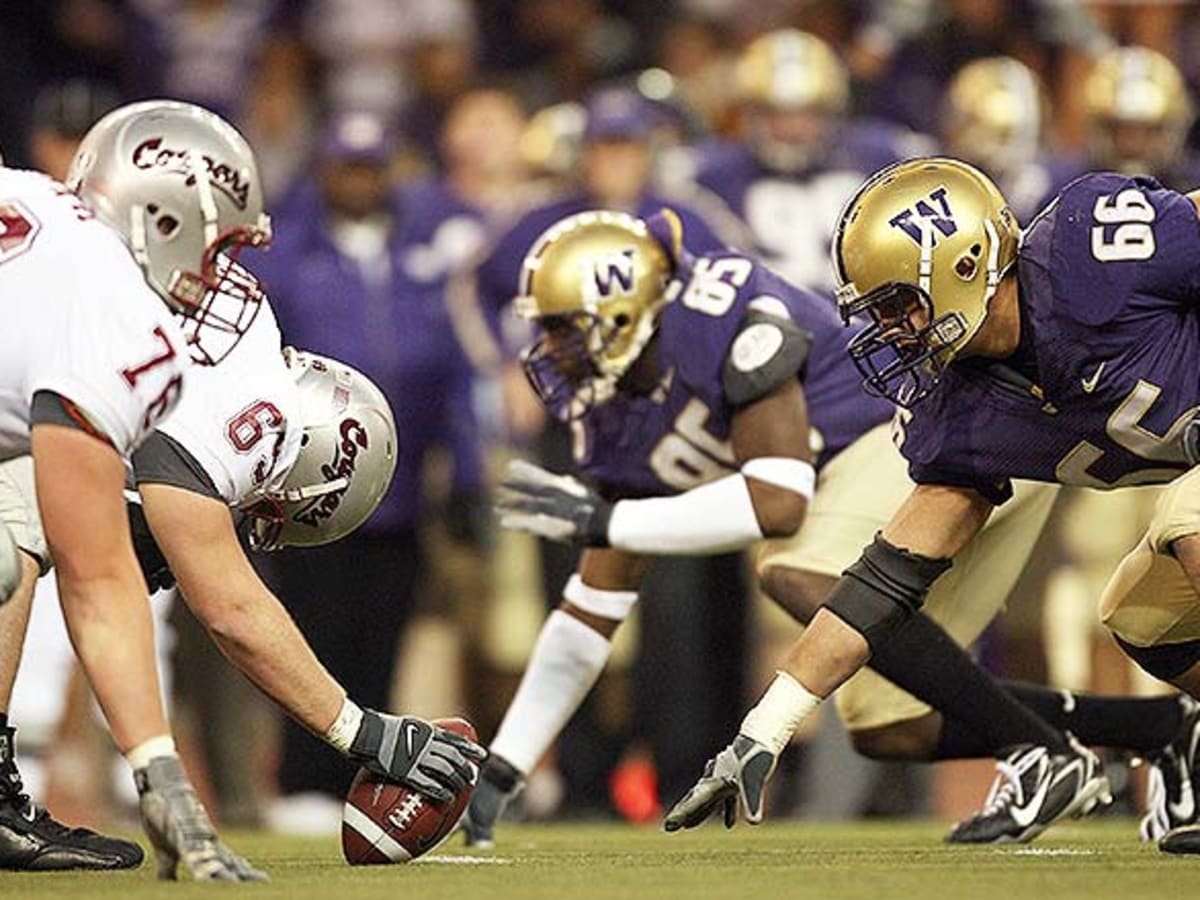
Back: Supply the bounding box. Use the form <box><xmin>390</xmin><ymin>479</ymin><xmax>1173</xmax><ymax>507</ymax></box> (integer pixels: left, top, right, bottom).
<box><xmin>490</xmin><ymin>610</ymin><xmax>613</xmax><ymax>775</ymax></box>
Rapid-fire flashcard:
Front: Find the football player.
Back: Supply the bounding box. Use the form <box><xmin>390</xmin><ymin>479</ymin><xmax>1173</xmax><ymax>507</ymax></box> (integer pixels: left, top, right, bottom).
<box><xmin>1084</xmin><ymin>46</ymin><xmax>1200</xmax><ymax>191</ymax></box>
<box><xmin>0</xmin><ymin>99</ymin><xmax>264</xmax><ymax>874</ymax></box>
<box><xmin>0</xmin><ymin>300</ymin><xmax>484</xmax><ymax>874</ymax></box>
<box><xmin>941</xmin><ymin>56</ymin><xmax>1084</xmax><ymax>224</ymax></box>
<box><xmin>664</xmin><ymin>157</ymin><xmax>1200</xmax><ymax>855</ymax></box>
<box><xmin>686</xmin><ymin>28</ymin><xmax>933</xmax><ymax>291</ymax></box>
<box><xmin>461</xmin><ymin>208</ymin><xmax>1189</xmax><ymax>848</ymax></box>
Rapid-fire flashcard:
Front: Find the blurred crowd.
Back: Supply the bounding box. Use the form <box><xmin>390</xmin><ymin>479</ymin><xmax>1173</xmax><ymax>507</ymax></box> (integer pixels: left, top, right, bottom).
<box><xmin>4</xmin><ymin>0</ymin><xmax>1200</xmax><ymax>834</ymax></box>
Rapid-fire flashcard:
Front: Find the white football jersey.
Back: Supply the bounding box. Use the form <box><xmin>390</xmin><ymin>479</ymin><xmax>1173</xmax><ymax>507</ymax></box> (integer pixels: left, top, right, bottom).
<box><xmin>0</xmin><ymin>168</ymin><xmax>189</xmax><ymax>460</ymax></box>
<box><xmin>156</xmin><ymin>299</ymin><xmax>302</xmax><ymax>506</ymax></box>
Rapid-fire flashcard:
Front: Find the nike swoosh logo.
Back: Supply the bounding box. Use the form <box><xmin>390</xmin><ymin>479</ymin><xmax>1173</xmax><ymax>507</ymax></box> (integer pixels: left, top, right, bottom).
<box><xmin>1081</xmin><ymin>362</ymin><xmax>1106</xmax><ymax>394</ymax></box>
<box><xmin>1010</xmin><ymin>764</ymin><xmax>1054</xmax><ymax>828</ymax></box>
<box><xmin>403</xmin><ymin>721</ymin><xmax>421</xmax><ymax>760</ymax></box>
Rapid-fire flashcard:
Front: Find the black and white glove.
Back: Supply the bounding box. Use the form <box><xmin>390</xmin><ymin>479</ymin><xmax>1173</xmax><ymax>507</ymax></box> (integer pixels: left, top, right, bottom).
<box><xmin>348</xmin><ymin>710</ymin><xmax>486</xmax><ymax>804</ymax></box>
<box><xmin>496</xmin><ymin>460</ymin><xmax>612</xmax><ymax>545</ymax></box>
<box><xmin>663</xmin><ymin>735</ymin><xmax>778</xmax><ymax>832</ymax></box>
<box><xmin>136</xmin><ymin>755</ymin><xmax>267</xmax><ymax>882</ymax></box>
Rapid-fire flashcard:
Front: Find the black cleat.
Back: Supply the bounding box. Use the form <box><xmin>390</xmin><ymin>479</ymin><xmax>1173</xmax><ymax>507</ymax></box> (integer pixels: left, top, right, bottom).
<box><xmin>461</xmin><ymin>755</ymin><xmax>523</xmax><ymax>850</ymax></box>
<box><xmin>0</xmin><ymin>726</ymin><xmax>143</xmax><ymax>871</ymax></box>
<box><xmin>946</xmin><ymin>739</ymin><xmax>1111</xmax><ymax>844</ymax></box>
<box><xmin>1160</xmin><ymin>823</ymin><xmax>1200</xmax><ymax>855</ymax></box>
<box><xmin>1140</xmin><ymin>696</ymin><xmax>1200</xmax><ymax>842</ymax></box>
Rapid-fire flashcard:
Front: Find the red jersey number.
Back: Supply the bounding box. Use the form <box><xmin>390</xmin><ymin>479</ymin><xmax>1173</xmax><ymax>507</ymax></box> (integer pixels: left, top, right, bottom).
<box><xmin>226</xmin><ymin>400</ymin><xmax>285</xmax><ymax>453</ymax></box>
<box><xmin>0</xmin><ymin>201</ymin><xmax>41</xmax><ymax>265</ymax></box>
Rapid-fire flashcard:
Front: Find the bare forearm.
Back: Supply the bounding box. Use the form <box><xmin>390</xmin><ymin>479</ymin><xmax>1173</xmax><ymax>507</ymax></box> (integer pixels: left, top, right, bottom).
<box><xmin>197</xmin><ymin>588</ymin><xmax>344</xmax><ymax>736</ymax></box>
<box><xmin>57</xmin><ymin>570</ymin><xmax>168</xmax><ymax>751</ymax></box>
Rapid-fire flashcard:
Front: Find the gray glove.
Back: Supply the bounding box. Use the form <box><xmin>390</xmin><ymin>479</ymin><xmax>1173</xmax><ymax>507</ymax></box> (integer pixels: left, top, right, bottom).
<box><xmin>663</xmin><ymin>735</ymin><xmax>778</xmax><ymax>832</ymax></box>
<box><xmin>348</xmin><ymin>710</ymin><xmax>486</xmax><ymax>804</ymax></box>
<box><xmin>135</xmin><ymin>755</ymin><xmax>267</xmax><ymax>882</ymax></box>
<box><xmin>496</xmin><ymin>460</ymin><xmax>612</xmax><ymax>545</ymax></box>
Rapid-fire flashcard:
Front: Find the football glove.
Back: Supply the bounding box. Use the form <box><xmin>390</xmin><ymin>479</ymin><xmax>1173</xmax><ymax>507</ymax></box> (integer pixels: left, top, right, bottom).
<box><xmin>663</xmin><ymin>735</ymin><xmax>778</xmax><ymax>832</ymax></box>
<box><xmin>135</xmin><ymin>755</ymin><xmax>267</xmax><ymax>882</ymax></box>
<box><xmin>495</xmin><ymin>459</ymin><xmax>612</xmax><ymax>545</ymax></box>
<box><xmin>348</xmin><ymin>710</ymin><xmax>486</xmax><ymax>804</ymax></box>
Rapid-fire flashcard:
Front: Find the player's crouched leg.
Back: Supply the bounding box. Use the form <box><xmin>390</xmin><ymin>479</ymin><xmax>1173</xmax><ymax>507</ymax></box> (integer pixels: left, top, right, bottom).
<box><xmin>0</xmin><ymin>458</ymin><xmax>143</xmax><ymax>871</ymax></box>
<box><xmin>1100</xmin><ymin>469</ymin><xmax>1200</xmax><ymax>851</ymax></box>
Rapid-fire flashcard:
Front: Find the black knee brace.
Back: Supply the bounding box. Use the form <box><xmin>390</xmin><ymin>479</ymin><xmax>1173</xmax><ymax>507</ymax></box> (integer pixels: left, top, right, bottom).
<box><xmin>1114</xmin><ymin>634</ymin><xmax>1200</xmax><ymax>682</ymax></box>
<box><xmin>823</xmin><ymin>534</ymin><xmax>953</xmax><ymax>654</ymax></box>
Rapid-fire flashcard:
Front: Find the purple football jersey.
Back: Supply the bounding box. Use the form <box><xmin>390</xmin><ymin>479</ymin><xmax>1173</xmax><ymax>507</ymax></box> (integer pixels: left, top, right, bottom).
<box><xmin>691</xmin><ymin>120</ymin><xmax>934</xmax><ymax>291</ymax></box>
<box><xmin>900</xmin><ymin>173</ymin><xmax>1200</xmax><ymax>503</ymax></box>
<box><xmin>576</xmin><ymin>252</ymin><xmax>893</xmax><ymax>497</ymax></box>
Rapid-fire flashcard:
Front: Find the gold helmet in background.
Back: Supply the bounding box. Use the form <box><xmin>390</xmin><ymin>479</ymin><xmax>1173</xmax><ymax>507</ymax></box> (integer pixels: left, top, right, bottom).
<box><xmin>735</xmin><ymin>28</ymin><xmax>849</xmax><ymax>172</ymax></box>
<box><xmin>515</xmin><ymin>209</ymin><xmax>678</xmax><ymax>418</ymax></box>
<box><xmin>1084</xmin><ymin>46</ymin><xmax>1194</xmax><ymax>176</ymax></box>
<box><xmin>520</xmin><ymin>102</ymin><xmax>586</xmax><ymax>178</ymax></box>
<box><xmin>944</xmin><ymin>57</ymin><xmax>1045</xmax><ymax>177</ymax></box>
<box><xmin>832</xmin><ymin>157</ymin><xmax>1020</xmax><ymax>406</ymax></box>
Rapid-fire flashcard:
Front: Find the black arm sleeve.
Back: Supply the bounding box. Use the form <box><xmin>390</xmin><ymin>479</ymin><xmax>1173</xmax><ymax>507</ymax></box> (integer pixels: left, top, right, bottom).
<box><xmin>722</xmin><ymin>310</ymin><xmax>813</xmax><ymax>407</ymax></box>
<box><xmin>30</xmin><ymin>390</ymin><xmax>109</xmax><ymax>442</ymax></box>
<box><xmin>131</xmin><ymin>431</ymin><xmax>222</xmax><ymax>500</ymax></box>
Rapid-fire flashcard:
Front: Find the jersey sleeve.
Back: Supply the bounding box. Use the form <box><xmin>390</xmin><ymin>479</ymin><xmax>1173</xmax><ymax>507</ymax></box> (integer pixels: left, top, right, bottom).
<box><xmin>131</xmin><ymin>430</ymin><xmax>222</xmax><ymax>500</ymax></box>
<box><xmin>26</xmin><ymin>288</ymin><xmax>186</xmax><ymax>457</ymax></box>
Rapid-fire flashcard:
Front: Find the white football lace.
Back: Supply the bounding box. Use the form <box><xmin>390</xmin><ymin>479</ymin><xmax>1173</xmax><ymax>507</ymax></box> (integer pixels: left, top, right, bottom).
<box><xmin>1140</xmin><ymin>761</ymin><xmax>1171</xmax><ymax>842</ymax></box>
<box><xmin>979</xmin><ymin>749</ymin><xmax>1046</xmax><ymax>817</ymax></box>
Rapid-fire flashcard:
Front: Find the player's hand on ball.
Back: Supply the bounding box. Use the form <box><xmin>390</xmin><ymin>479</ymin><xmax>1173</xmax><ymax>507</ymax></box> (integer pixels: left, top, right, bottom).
<box><xmin>135</xmin><ymin>755</ymin><xmax>267</xmax><ymax>882</ymax></box>
<box><xmin>663</xmin><ymin>735</ymin><xmax>778</xmax><ymax>832</ymax></box>
<box><xmin>496</xmin><ymin>459</ymin><xmax>613</xmax><ymax>545</ymax></box>
<box><xmin>349</xmin><ymin>710</ymin><xmax>486</xmax><ymax>804</ymax></box>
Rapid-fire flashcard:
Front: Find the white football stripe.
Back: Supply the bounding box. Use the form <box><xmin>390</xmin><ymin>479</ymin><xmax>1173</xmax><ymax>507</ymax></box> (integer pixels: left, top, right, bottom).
<box><xmin>343</xmin><ymin>803</ymin><xmax>413</xmax><ymax>863</ymax></box>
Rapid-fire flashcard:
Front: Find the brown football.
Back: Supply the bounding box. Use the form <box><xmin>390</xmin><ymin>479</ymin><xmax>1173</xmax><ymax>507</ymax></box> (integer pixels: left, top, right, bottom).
<box><xmin>341</xmin><ymin>717</ymin><xmax>479</xmax><ymax>865</ymax></box>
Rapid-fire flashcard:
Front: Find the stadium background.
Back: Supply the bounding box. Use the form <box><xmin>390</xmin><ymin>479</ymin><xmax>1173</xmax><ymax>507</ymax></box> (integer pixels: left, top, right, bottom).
<box><xmin>0</xmin><ymin>0</ymin><xmax>1194</xmax><ymax>840</ymax></box>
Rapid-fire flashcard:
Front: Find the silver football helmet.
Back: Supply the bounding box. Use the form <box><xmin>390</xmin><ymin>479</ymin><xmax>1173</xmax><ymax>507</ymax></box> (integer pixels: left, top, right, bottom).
<box><xmin>66</xmin><ymin>100</ymin><xmax>272</xmax><ymax>364</ymax></box>
<box><xmin>244</xmin><ymin>350</ymin><xmax>397</xmax><ymax>551</ymax></box>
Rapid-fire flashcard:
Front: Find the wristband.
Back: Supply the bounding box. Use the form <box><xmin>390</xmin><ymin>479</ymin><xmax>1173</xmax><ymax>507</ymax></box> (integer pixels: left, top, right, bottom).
<box><xmin>739</xmin><ymin>671</ymin><xmax>821</xmax><ymax>755</ymax></box>
<box><xmin>325</xmin><ymin>696</ymin><xmax>365</xmax><ymax>754</ymax></box>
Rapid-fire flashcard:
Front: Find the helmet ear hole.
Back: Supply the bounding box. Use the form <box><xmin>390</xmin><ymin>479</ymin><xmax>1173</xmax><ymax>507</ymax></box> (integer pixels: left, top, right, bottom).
<box><xmin>613</xmin><ymin>312</ymin><xmax>630</xmax><ymax>327</ymax></box>
<box><xmin>155</xmin><ymin>214</ymin><xmax>180</xmax><ymax>237</ymax></box>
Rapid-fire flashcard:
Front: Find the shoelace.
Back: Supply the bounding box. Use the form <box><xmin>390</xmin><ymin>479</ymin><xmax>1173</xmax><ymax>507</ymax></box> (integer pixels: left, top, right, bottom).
<box><xmin>976</xmin><ymin>749</ymin><xmax>1049</xmax><ymax>819</ymax></box>
<box><xmin>1141</xmin><ymin>762</ymin><xmax>1170</xmax><ymax>842</ymax></box>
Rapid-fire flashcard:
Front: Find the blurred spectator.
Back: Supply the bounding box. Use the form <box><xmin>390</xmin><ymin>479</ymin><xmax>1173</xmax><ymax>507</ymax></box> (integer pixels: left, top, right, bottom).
<box><xmin>941</xmin><ymin>57</ymin><xmax>1084</xmax><ymax>223</ymax></box>
<box><xmin>1082</xmin><ymin>45</ymin><xmax>1200</xmax><ymax>191</ymax></box>
<box><xmin>28</xmin><ymin>79</ymin><xmax>120</xmax><ymax>180</ymax></box>
<box><xmin>451</xmin><ymin>86</ymin><xmax>753</xmax><ymax>815</ymax></box>
<box><xmin>686</xmin><ymin>28</ymin><xmax>933</xmax><ymax>292</ymax></box>
<box><xmin>848</xmin><ymin>0</ymin><xmax>1110</xmax><ymax>147</ymax></box>
<box><xmin>253</xmin><ymin>111</ymin><xmax>487</xmax><ymax>831</ymax></box>
<box><xmin>439</xmin><ymin>88</ymin><xmax>528</xmax><ymax>214</ymax></box>
<box><xmin>302</xmin><ymin>0</ymin><xmax>475</xmax><ymax>123</ymax></box>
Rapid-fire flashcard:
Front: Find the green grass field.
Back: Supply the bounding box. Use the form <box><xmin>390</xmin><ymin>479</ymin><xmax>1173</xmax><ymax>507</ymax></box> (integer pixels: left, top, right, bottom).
<box><xmin>6</xmin><ymin>820</ymin><xmax>1196</xmax><ymax>900</ymax></box>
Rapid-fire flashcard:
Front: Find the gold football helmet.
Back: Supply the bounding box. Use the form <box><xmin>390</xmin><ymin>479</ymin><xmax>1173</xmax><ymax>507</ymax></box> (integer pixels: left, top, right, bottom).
<box><xmin>735</xmin><ymin>29</ymin><xmax>849</xmax><ymax>172</ymax></box>
<box><xmin>1084</xmin><ymin>46</ymin><xmax>1194</xmax><ymax>176</ymax></box>
<box><xmin>832</xmin><ymin>157</ymin><xmax>1020</xmax><ymax>406</ymax></box>
<box><xmin>944</xmin><ymin>57</ymin><xmax>1044</xmax><ymax>177</ymax></box>
<box><xmin>515</xmin><ymin>209</ymin><xmax>678</xmax><ymax>418</ymax></box>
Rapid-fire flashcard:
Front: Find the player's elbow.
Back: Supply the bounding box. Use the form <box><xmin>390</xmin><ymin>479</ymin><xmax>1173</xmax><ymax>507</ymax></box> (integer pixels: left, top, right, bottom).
<box><xmin>753</xmin><ymin>490</ymin><xmax>808</xmax><ymax>538</ymax></box>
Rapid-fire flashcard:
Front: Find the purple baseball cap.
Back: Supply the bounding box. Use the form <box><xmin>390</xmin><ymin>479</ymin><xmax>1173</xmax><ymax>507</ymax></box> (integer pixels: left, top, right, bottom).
<box><xmin>319</xmin><ymin>112</ymin><xmax>396</xmax><ymax>165</ymax></box>
<box><xmin>583</xmin><ymin>88</ymin><xmax>657</xmax><ymax>142</ymax></box>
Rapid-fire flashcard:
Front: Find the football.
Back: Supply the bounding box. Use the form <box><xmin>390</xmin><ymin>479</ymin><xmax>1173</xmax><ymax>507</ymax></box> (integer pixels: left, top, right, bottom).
<box><xmin>341</xmin><ymin>717</ymin><xmax>479</xmax><ymax>865</ymax></box>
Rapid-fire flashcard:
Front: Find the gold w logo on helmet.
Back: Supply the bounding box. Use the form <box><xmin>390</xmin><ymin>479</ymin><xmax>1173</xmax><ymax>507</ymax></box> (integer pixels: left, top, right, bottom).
<box><xmin>584</xmin><ymin>248</ymin><xmax>637</xmax><ymax>303</ymax></box>
<box><xmin>887</xmin><ymin>186</ymin><xmax>958</xmax><ymax>246</ymax></box>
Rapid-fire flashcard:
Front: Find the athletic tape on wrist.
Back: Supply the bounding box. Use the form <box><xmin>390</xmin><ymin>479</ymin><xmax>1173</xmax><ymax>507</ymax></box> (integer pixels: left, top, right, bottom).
<box><xmin>739</xmin><ymin>671</ymin><xmax>821</xmax><ymax>756</ymax></box>
<box><xmin>124</xmin><ymin>734</ymin><xmax>177</xmax><ymax>771</ymax></box>
<box><xmin>563</xmin><ymin>573</ymin><xmax>639</xmax><ymax>620</ymax></box>
<box><xmin>325</xmin><ymin>697</ymin><xmax>365</xmax><ymax>753</ymax></box>
<box><xmin>607</xmin><ymin>472</ymin><xmax>763</xmax><ymax>554</ymax></box>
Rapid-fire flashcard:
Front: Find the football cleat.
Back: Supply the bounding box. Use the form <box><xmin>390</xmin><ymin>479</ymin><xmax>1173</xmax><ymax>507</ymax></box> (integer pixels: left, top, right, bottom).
<box><xmin>460</xmin><ymin>755</ymin><xmax>524</xmax><ymax>850</ymax></box>
<box><xmin>946</xmin><ymin>739</ymin><xmax>1111</xmax><ymax>844</ymax></box>
<box><xmin>1159</xmin><ymin>823</ymin><xmax>1200</xmax><ymax>855</ymax></box>
<box><xmin>1139</xmin><ymin>696</ymin><xmax>1200</xmax><ymax>842</ymax></box>
<box><xmin>0</xmin><ymin>726</ymin><xmax>143</xmax><ymax>871</ymax></box>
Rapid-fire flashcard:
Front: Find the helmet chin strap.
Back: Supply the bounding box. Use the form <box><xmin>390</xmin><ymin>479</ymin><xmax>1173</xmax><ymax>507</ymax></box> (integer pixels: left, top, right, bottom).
<box><xmin>187</xmin><ymin>149</ymin><xmax>221</xmax><ymax>249</ymax></box>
